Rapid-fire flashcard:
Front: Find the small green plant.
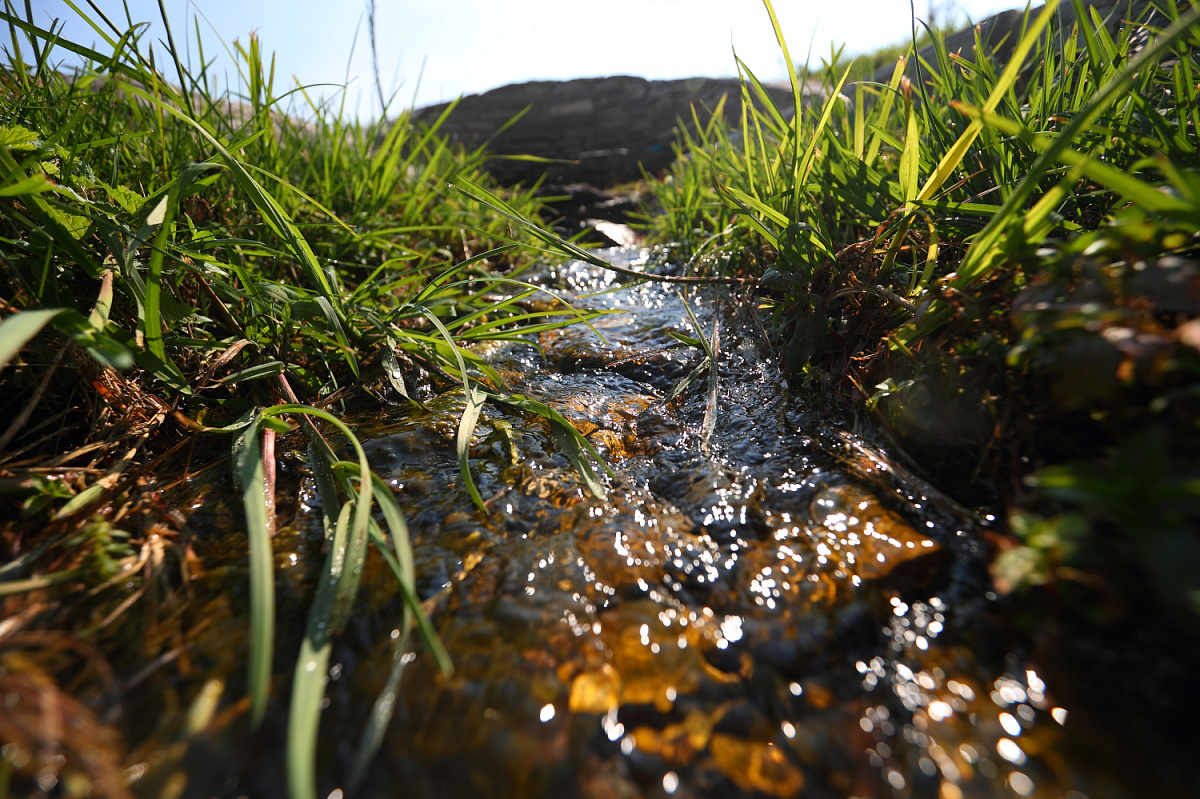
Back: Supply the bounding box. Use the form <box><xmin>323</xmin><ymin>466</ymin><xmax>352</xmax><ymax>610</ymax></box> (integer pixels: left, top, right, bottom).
<box><xmin>1028</xmin><ymin>427</ymin><xmax>1200</xmax><ymax>618</ymax></box>
<box><xmin>990</xmin><ymin>511</ymin><xmax>1088</xmax><ymax>594</ymax></box>
<box><xmin>18</xmin><ymin>473</ymin><xmax>74</xmax><ymax>517</ymax></box>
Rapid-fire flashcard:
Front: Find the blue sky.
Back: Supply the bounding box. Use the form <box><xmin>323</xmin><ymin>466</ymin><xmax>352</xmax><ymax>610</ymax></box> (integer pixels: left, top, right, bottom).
<box><xmin>28</xmin><ymin>0</ymin><xmax>1021</xmax><ymax>116</ymax></box>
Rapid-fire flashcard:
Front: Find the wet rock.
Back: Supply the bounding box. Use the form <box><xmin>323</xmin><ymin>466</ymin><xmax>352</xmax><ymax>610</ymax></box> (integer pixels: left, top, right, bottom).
<box><xmin>648</xmin><ymin>451</ymin><xmax>768</xmax><ymax>544</ymax></box>
<box><xmin>537</xmin><ymin>183</ymin><xmax>647</xmax><ymax>243</ymax></box>
<box><xmin>578</xmin><ymin>756</ymin><xmax>642</xmax><ymax>799</ymax></box>
<box><xmin>635</xmin><ymin>407</ymin><xmax>681</xmax><ymax>440</ymax></box>
<box><xmin>808</xmin><ymin>483</ymin><xmax>945</xmax><ymax>587</ymax></box>
<box><xmin>708</xmin><ymin>734</ymin><xmax>805</xmax><ymax>798</ymax></box>
<box><xmin>827</xmin><ymin>429</ymin><xmax>975</xmax><ymax>533</ymax></box>
<box><xmin>530</xmin><ymin>372</ymin><xmax>659</xmax><ymax>461</ymax></box>
<box><xmin>569</xmin><ymin>665</ymin><xmax>621</xmax><ymax>715</ymax></box>
<box><xmin>710</xmin><ymin>701</ymin><xmax>771</xmax><ymax>739</ymax></box>
<box><xmin>541</xmin><ymin>313</ymin><xmax>695</xmax><ymax>391</ymax></box>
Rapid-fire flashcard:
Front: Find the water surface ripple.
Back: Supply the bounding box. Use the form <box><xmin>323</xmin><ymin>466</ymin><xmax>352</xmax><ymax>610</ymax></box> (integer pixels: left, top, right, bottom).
<box><xmin>318</xmin><ymin>249</ymin><xmax>1094</xmax><ymax>799</ymax></box>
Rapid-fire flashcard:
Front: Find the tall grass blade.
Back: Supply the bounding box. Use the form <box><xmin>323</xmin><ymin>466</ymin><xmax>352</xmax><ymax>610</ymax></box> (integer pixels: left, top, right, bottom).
<box><xmin>798</xmin><ymin>65</ymin><xmax>852</xmax><ymax>185</ymax></box>
<box><xmin>287</xmin><ymin>499</ymin><xmax>352</xmax><ymax>799</ymax></box>
<box><xmin>231</xmin><ymin>408</ymin><xmax>273</xmax><ymax>727</ymax></box>
<box><xmin>759</xmin><ymin>0</ymin><xmax>803</xmax><ymax>207</ymax></box>
<box><xmin>456</xmin><ymin>384</ymin><xmax>489</xmax><ymax>513</ymax></box>
<box><xmin>899</xmin><ymin>1</ymin><xmax>1200</xmax><ymax>344</ymax></box>
<box><xmin>680</xmin><ymin>295</ymin><xmax>720</xmax><ymax>453</ymax></box>
<box><xmin>953</xmin><ymin>3</ymin><xmax>1200</xmax><ymax>282</ymax></box>
<box><xmin>959</xmin><ymin>104</ymin><xmax>1194</xmax><ymax>215</ymax></box>
<box><xmin>492</xmin><ymin>393</ymin><xmax>612</xmax><ymax>500</ymax></box>
<box><xmin>414</xmin><ymin>304</ymin><xmax>491</xmax><ymax>510</ymax></box>
<box><xmin>899</xmin><ymin>98</ymin><xmax>920</xmax><ymax>205</ymax></box>
<box><xmin>864</xmin><ymin>57</ymin><xmax>909</xmax><ymax>167</ymax></box>
<box><xmin>111</xmin><ymin>80</ymin><xmax>349</xmax><ymax>319</ymax></box>
<box><xmin>916</xmin><ymin>0</ymin><xmax>1061</xmax><ymax>203</ymax></box>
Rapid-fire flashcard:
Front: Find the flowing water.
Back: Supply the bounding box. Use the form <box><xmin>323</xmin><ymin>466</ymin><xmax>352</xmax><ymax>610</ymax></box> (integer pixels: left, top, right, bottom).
<box><xmin>100</xmin><ymin>249</ymin><xmax>1194</xmax><ymax>799</ymax></box>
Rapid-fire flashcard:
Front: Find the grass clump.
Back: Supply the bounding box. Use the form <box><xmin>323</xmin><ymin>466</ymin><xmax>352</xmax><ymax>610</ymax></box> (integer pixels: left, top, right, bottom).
<box><xmin>0</xmin><ymin>3</ymin><xmax>606</xmax><ymax>796</ymax></box>
<box><xmin>638</xmin><ymin>0</ymin><xmax>1200</xmax><ymax>620</ymax></box>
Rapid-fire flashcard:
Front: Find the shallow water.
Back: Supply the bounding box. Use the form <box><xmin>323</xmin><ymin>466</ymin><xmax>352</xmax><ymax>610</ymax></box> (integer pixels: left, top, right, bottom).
<box><xmin>104</xmin><ymin>249</ymin><xmax>1196</xmax><ymax>799</ymax></box>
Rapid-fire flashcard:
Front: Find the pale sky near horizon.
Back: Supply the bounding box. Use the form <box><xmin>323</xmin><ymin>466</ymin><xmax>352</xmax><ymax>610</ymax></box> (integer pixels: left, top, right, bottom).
<box><xmin>27</xmin><ymin>0</ymin><xmax>1021</xmax><ymax>116</ymax></box>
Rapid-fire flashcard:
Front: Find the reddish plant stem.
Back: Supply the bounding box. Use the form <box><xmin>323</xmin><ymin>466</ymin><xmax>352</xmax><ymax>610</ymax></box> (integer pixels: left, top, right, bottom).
<box><xmin>262</xmin><ymin>427</ymin><xmax>276</xmax><ymax>538</ymax></box>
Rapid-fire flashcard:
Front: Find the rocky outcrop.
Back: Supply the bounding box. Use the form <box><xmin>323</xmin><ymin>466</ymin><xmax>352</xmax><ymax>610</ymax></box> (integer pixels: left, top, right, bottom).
<box><xmin>414</xmin><ymin>76</ymin><xmax>793</xmax><ymax>187</ymax></box>
<box><xmin>415</xmin><ymin>1</ymin><xmax>1168</xmax><ymax>188</ymax></box>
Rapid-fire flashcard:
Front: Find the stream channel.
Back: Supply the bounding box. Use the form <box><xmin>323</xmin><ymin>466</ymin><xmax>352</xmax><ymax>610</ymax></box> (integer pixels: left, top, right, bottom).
<box><xmin>138</xmin><ymin>248</ymin><xmax>1176</xmax><ymax>799</ymax></box>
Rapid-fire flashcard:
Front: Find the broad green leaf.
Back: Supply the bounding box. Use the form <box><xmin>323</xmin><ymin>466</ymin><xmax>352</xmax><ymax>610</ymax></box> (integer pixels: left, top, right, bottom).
<box><xmin>899</xmin><ymin>100</ymin><xmax>920</xmax><ymax>204</ymax></box>
<box><xmin>0</xmin><ymin>124</ymin><xmax>42</xmax><ymax>152</ymax></box>
<box><xmin>0</xmin><ymin>309</ymin><xmax>65</xmax><ymax>372</ymax></box>
<box><xmin>0</xmin><ymin>173</ymin><xmax>53</xmax><ymax>197</ymax></box>
<box><xmin>43</xmin><ymin>202</ymin><xmax>91</xmax><ymax>240</ymax></box>
<box><xmin>103</xmin><ymin>182</ymin><xmax>147</xmax><ymax>214</ymax></box>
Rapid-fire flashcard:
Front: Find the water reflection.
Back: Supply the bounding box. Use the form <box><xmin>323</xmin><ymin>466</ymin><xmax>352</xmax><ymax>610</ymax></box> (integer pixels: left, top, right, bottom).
<box><xmin>337</xmin><ymin>252</ymin><xmax>1103</xmax><ymax>798</ymax></box>
<box><xmin>111</xmin><ymin>248</ymin><xmax>1177</xmax><ymax>798</ymax></box>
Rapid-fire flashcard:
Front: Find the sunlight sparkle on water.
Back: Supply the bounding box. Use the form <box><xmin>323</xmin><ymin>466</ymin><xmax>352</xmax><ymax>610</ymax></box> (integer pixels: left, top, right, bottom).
<box><xmin>996</xmin><ymin>737</ymin><xmax>1026</xmax><ymax>765</ymax></box>
<box><xmin>720</xmin><ymin>615</ymin><xmax>743</xmax><ymax>642</ymax></box>
<box><xmin>1009</xmin><ymin>771</ymin><xmax>1034</xmax><ymax>795</ymax></box>
<box><xmin>928</xmin><ymin>700</ymin><xmax>953</xmax><ymax>721</ymax></box>
<box><xmin>999</xmin><ymin>712</ymin><xmax>1021</xmax><ymax>736</ymax></box>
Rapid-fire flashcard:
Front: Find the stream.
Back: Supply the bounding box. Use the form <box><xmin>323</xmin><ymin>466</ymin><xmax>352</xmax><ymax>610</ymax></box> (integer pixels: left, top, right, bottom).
<box><xmin>124</xmin><ymin>248</ymin><xmax>1187</xmax><ymax>799</ymax></box>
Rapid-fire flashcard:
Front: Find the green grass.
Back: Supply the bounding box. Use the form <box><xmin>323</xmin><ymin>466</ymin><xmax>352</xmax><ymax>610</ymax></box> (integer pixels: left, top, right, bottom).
<box><xmin>645</xmin><ymin>0</ymin><xmax>1199</xmax><ymax>305</ymax></box>
<box><xmin>636</xmin><ymin>0</ymin><xmax>1200</xmax><ymax>618</ymax></box>
<box><xmin>0</xmin><ymin>1</ymin><xmax>610</xmax><ymax>795</ymax></box>
<box><xmin>4</xmin><ymin>0</ymin><xmax>1200</xmax><ymax>795</ymax></box>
